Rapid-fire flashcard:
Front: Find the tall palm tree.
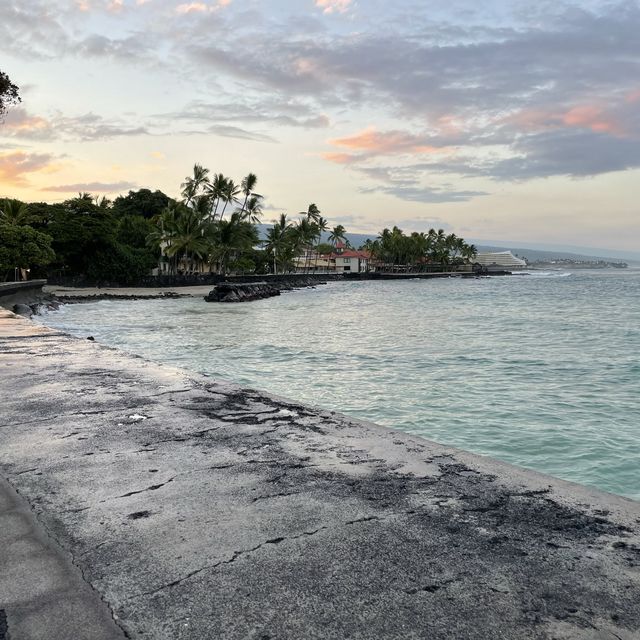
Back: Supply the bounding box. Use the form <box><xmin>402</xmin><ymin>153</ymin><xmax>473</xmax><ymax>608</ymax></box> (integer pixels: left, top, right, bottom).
<box><xmin>328</xmin><ymin>224</ymin><xmax>346</xmax><ymax>248</ymax></box>
<box><xmin>181</xmin><ymin>164</ymin><xmax>210</xmax><ymax>205</ymax></box>
<box><xmin>240</xmin><ymin>173</ymin><xmax>258</xmax><ymax>215</ymax></box>
<box><xmin>265</xmin><ymin>214</ymin><xmax>292</xmax><ymax>274</ymax></box>
<box><xmin>0</xmin><ymin>198</ymin><xmax>32</xmax><ymax>226</ymax></box>
<box><xmin>239</xmin><ymin>194</ymin><xmax>263</xmax><ymax>225</ymax></box>
<box><xmin>209</xmin><ymin>211</ymin><xmax>258</xmax><ymax>275</ymax></box>
<box><xmin>219</xmin><ymin>179</ymin><xmax>241</xmax><ymax>221</ymax></box>
<box><xmin>206</xmin><ymin>173</ymin><xmax>229</xmax><ymax>220</ymax></box>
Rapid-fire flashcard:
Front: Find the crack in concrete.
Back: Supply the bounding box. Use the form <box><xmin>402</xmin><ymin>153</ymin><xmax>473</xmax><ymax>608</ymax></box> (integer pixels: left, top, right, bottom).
<box><xmin>110</xmin><ymin>476</ymin><xmax>176</xmax><ymax>500</ymax></box>
<box><xmin>127</xmin><ymin>527</ymin><xmax>329</xmax><ymax>601</ymax></box>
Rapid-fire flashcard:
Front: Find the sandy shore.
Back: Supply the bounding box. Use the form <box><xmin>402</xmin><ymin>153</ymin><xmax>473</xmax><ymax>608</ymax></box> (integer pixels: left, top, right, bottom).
<box><xmin>1</xmin><ymin>308</ymin><xmax>639</xmax><ymax>639</ymax></box>
<box><xmin>44</xmin><ymin>284</ymin><xmax>213</xmax><ymax>298</ymax></box>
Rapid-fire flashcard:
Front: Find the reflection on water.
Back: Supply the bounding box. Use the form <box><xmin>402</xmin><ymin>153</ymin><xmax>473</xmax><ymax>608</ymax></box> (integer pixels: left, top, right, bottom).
<box><xmin>40</xmin><ymin>269</ymin><xmax>640</xmax><ymax>499</ymax></box>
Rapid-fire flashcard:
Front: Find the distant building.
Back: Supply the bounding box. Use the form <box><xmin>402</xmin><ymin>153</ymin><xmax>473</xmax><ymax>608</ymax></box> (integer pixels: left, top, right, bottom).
<box><xmin>332</xmin><ymin>249</ymin><xmax>371</xmax><ymax>273</ymax></box>
<box><xmin>475</xmin><ymin>251</ymin><xmax>526</xmax><ymax>269</ymax></box>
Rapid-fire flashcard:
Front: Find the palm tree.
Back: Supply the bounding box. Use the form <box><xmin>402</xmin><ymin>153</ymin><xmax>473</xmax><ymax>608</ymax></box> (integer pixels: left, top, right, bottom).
<box><xmin>0</xmin><ymin>198</ymin><xmax>32</xmax><ymax>225</ymax></box>
<box><xmin>240</xmin><ymin>173</ymin><xmax>258</xmax><ymax>215</ymax></box>
<box><xmin>219</xmin><ymin>179</ymin><xmax>241</xmax><ymax>221</ymax></box>
<box><xmin>328</xmin><ymin>225</ymin><xmax>346</xmax><ymax>248</ymax></box>
<box><xmin>265</xmin><ymin>214</ymin><xmax>292</xmax><ymax>274</ymax></box>
<box><xmin>181</xmin><ymin>164</ymin><xmax>210</xmax><ymax>205</ymax></box>
<box><xmin>209</xmin><ymin>211</ymin><xmax>258</xmax><ymax>275</ymax></box>
<box><xmin>239</xmin><ymin>194</ymin><xmax>263</xmax><ymax>225</ymax></box>
<box><xmin>206</xmin><ymin>173</ymin><xmax>229</xmax><ymax>220</ymax></box>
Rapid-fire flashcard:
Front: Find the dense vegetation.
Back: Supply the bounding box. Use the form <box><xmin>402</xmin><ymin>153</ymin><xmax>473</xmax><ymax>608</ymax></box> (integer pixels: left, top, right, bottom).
<box><xmin>365</xmin><ymin>227</ymin><xmax>477</xmax><ymax>272</ymax></box>
<box><xmin>1</xmin><ymin>163</ymin><xmax>477</xmax><ymax>282</ymax></box>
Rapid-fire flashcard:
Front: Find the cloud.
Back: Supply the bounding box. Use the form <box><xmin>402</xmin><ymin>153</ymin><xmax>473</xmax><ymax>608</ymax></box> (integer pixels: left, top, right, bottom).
<box><xmin>315</xmin><ymin>0</ymin><xmax>352</xmax><ymax>15</ymax></box>
<box><xmin>360</xmin><ymin>184</ymin><xmax>488</xmax><ymax>204</ymax></box>
<box><xmin>207</xmin><ymin>124</ymin><xmax>276</xmax><ymax>143</ymax></box>
<box><xmin>176</xmin><ymin>0</ymin><xmax>231</xmax><ymax>14</ymax></box>
<box><xmin>0</xmin><ymin>151</ymin><xmax>58</xmax><ymax>187</ymax></box>
<box><xmin>159</xmin><ymin>99</ymin><xmax>331</xmax><ymax>130</ymax></box>
<box><xmin>3</xmin><ymin>108</ymin><xmax>149</xmax><ymax>142</ymax></box>
<box><xmin>42</xmin><ymin>181</ymin><xmax>136</xmax><ymax>193</ymax></box>
<box><xmin>330</xmin><ymin>128</ymin><xmax>443</xmax><ymax>154</ymax></box>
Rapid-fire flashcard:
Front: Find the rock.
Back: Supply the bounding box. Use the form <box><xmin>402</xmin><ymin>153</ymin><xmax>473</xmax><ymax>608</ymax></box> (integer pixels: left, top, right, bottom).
<box><xmin>204</xmin><ymin>278</ymin><xmax>328</xmax><ymax>303</ymax></box>
<box><xmin>87</xmin><ymin>336</ymin><xmax>95</xmax><ymax>341</ymax></box>
<box><xmin>13</xmin><ymin>304</ymin><xmax>33</xmax><ymax>318</ymax></box>
<box><xmin>205</xmin><ymin>282</ymin><xmax>281</xmax><ymax>303</ymax></box>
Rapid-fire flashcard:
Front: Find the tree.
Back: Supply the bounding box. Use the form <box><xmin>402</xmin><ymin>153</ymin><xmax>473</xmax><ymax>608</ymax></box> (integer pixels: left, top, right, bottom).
<box><xmin>264</xmin><ymin>214</ymin><xmax>289</xmax><ymax>274</ymax></box>
<box><xmin>239</xmin><ymin>194</ymin><xmax>263</xmax><ymax>224</ymax></box>
<box><xmin>208</xmin><ymin>212</ymin><xmax>259</xmax><ymax>275</ymax></box>
<box><xmin>219</xmin><ymin>179</ymin><xmax>241</xmax><ymax>220</ymax></box>
<box><xmin>112</xmin><ymin>189</ymin><xmax>172</xmax><ymax>220</ymax></box>
<box><xmin>328</xmin><ymin>224</ymin><xmax>346</xmax><ymax>250</ymax></box>
<box><xmin>0</xmin><ymin>199</ymin><xmax>32</xmax><ymax>226</ymax></box>
<box><xmin>0</xmin><ymin>223</ymin><xmax>55</xmax><ymax>280</ymax></box>
<box><xmin>240</xmin><ymin>173</ymin><xmax>258</xmax><ymax>215</ymax></box>
<box><xmin>0</xmin><ymin>70</ymin><xmax>20</xmax><ymax>119</ymax></box>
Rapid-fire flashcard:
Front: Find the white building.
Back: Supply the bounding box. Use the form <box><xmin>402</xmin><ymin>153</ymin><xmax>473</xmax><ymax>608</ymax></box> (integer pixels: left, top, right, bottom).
<box><xmin>332</xmin><ymin>250</ymin><xmax>371</xmax><ymax>273</ymax></box>
<box><xmin>475</xmin><ymin>251</ymin><xmax>526</xmax><ymax>269</ymax></box>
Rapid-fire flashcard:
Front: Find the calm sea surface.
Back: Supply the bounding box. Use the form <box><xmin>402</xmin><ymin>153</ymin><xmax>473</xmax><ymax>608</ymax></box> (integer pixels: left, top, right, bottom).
<box><xmin>40</xmin><ymin>269</ymin><xmax>640</xmax><ymax>500</ymax></box>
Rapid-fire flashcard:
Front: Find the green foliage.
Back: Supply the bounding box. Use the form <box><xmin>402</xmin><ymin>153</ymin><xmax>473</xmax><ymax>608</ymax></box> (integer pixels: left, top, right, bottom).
<box><xmin>315</xmin><ymin>243</ymin><xmax>334</xmax><ymax>255</ymax></box>
<box><xmin>112</xmin><ymin>189</ymin><xmax>172</xmax><ymax>220</ymax></box>
<box><xmin>0</xmin><ymin>198</ymin><xmax>32</xmax><ymax>226</ymax></box>
<box><xmin>0</xmin><ymin>223</ymin><xmax>55</xmax><ymax>278</ymax></box>
<box><xmin>85</xmin><ymin>242</ymin><xmax>156</xmax><ymax>285</ymax></box>
<box><xmin>0</xmin><ymin>70</ymin><xmax>20</xmax><ymax>118</ymax></box>
<box><xmin>369</xmin><ymin>227</ymin><xmax>477</xmax><ymax>271</ymax></box>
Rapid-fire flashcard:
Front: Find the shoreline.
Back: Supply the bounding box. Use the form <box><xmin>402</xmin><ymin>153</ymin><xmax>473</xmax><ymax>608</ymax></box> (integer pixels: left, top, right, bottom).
<box><xmin>1</xmin><ymin>308</ymin><xmax>639</xmax><ymax>638</ymax></box>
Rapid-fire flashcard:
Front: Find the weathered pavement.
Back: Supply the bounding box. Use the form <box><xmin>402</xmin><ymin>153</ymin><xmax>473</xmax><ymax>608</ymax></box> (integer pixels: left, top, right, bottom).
<box><xmin>1</xmin><ymin>309</ymin><xmax>639</xmax><ymax>640</ymax></box>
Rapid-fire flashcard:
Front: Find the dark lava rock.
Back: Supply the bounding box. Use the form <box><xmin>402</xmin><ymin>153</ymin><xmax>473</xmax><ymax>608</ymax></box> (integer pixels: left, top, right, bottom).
<box><xmin>205</xmin><ymin>282</ymin><xmax>281</xmax><ymax>303</ymax></box>
<box><xmin>13</xmin><ymin>304</ymin><xmax>33</xmax><ymax>318</ymax></box>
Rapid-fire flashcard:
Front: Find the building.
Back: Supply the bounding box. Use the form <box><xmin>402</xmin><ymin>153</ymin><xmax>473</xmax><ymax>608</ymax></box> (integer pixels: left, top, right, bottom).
<box><xmin>332</xmin><ymin>249</ymin><xmax>371</xmax><ymax>273</ymax></box>
<box><xmin>475</xmin><ymin>251</ymin><xmax>526</xmax><ymax>269</ymax></box>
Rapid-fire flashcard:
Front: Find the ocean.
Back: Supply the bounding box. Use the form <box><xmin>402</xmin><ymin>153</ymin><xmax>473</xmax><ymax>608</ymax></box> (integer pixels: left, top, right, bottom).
<box><xmin>39</xmin><ymin>269</ymin><xmax>640</xmax><ymax>500</ymax></box>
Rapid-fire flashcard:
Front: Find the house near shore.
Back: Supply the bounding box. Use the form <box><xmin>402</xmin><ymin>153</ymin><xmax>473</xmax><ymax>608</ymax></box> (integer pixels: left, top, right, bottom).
<box><xmin>293</xmin><ymin>246</ymin><xmax>372</xmax><ymax>273</ymax></box>
<box><xmin>332</xmin><ymin>249</ymin><xmax>371</xmax><ymax>273</ymax></box>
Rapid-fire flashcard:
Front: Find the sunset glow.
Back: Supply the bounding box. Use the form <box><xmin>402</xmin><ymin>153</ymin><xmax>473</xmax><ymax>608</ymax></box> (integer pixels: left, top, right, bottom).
<box><xmin>1</xmin><ymin>0</ymin><xmax>639</xmax><ymax>253</ymax></box>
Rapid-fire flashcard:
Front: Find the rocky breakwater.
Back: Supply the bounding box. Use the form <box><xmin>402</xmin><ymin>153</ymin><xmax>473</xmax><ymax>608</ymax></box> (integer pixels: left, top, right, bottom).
<box><xmin>205</xmin><ymin>277</ymin><xmax>326</xmax><ymax>302</ymax></box>
<box><xmin>205</xmin><ymin>281</ymin><xmax>281</xmax><ymax>302</ymax></box>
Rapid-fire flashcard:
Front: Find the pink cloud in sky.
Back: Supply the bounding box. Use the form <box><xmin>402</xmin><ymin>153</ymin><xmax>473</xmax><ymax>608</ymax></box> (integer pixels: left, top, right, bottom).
<box><xmin>625</xmin><ymin>88</ymin><xmax>640</xmax><ymax>104</ymax></box>
<box><xmin>508</xmin><ymin>103</ymin><xmax>626</xmax><ymax>137</ymax></box>
<box><xmin>315</xmin><ymin>0</ymin><xmax>352</xmax><ymax>15</ymax></box>
<box><xmin>329</xmin><ymin>127</ymin><xmax>444</xmax><ymax>156</ymax></box>
<box><xmin>176</xmin><ymin>0</ymin><xmax>230</xmax><ymax>13</ymax></box>
<box><xmin>320</xmin><ymin>152</ymin><xmax>357</xmax><ymax>164</ymax></box>
<box><xmin>0</xmin><ymin>151</ymin><xmax>57</xmax><ymax>187</ymax></box>
<box><xmin>2</xmin><ymin>108</ymin><xmax>50</xmax><ymax>136</ymax></box>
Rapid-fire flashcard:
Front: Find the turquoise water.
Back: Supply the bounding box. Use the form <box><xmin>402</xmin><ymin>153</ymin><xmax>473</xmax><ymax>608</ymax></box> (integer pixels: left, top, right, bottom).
<box><xmin>41</xmin><ymin>269</ymin><xmax>640</xmax><ymax>500</ymax></box>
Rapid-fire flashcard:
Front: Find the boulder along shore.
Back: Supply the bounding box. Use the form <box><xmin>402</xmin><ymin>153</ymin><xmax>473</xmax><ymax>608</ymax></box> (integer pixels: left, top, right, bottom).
<box><xmin>0</xmin><ymin>308</ymin><xmax>639</xmax><ymax>639</ymax></box>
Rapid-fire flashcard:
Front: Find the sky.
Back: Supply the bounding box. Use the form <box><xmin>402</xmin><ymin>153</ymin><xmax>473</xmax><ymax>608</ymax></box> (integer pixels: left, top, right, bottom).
<box><xmin>1</xmin><ymin>0</ymin><xmax>639</xmax><ymax>253</ymax></box>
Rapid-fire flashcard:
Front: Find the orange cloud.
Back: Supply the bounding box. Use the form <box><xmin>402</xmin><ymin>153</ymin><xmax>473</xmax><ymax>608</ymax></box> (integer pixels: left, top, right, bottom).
<box><xmin>508</xmin><ymin>104</ymin><xmax>625</xmax><ymax>136</ymax></box>
<box><xmin>329</xmin><ymin>127</ymin><xmax>444</xmax><ymax>156</ymax></box>
<box><xmin>320</xmin><ymin>152</ymin><xmax>357</xmax><ymax>164</ymax></box>
<box><xmin>315</xmin><ymin>0</ymin><xmax>352</xmax><ymax>14</ymax></box>
<box><xmin>176</xmin><ymin>0</ymin><xmax>230</xmax><ymax>13</ymax></box>
<box><xmin>3</xmin><ymin>108</ymin><xmax>51</xmax><ymax>136</ymax></box>
<box><xmin>0</xmin><ymin>151</ymin><xmax>58</xmax><ymax>188</ymax></box>
<box><xmin>561</xmin><ymin>105</ymin><xmax>622</xmax><ymax>135</ymax></box>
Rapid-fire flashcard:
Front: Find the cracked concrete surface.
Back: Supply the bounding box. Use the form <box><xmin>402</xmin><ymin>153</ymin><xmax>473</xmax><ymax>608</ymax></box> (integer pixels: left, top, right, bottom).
<box><xmin>1</xmin><ymin>308</ymin><xmax>639</xmax><ymax>639</ymax></box>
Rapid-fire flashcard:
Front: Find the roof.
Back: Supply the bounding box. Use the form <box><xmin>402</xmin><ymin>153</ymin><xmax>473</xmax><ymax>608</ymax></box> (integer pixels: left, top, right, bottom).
<box><xmin>332</xmin><ymin>250</ymin><xmax>371</xmax><ymax>259</ymax></box>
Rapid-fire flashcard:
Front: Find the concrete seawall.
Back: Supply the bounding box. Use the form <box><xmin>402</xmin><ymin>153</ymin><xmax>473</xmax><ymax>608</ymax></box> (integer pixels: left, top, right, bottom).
<box><xmin>1</xmin><ymin>309</ymin><xmax>639</xmax><ymax>639</ymax></box>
